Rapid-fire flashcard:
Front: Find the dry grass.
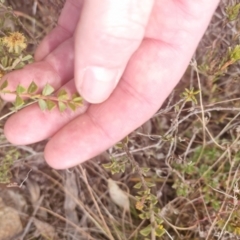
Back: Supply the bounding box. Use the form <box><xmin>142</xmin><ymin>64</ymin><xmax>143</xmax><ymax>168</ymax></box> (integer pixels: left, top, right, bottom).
<box><xmin>1</xmin><ymin>0</ymin><xmax>240</xmax><ymax>239</ymax></box>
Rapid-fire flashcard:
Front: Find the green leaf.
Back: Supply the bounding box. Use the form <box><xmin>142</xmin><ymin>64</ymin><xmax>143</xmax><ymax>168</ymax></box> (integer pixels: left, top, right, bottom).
<box><xmin>138</xmin><ymin>213</ymin><xmax>147</xmax><ymax>220</ymax></box>
<box><xmin>119</xmin><ymin>164</ymin><xmax>126</xmax><ymax>173</ymax></box>
<box><xmin>72</xmin><ymin>93</ymin><xmax>82</xmax><ymax>104</ymax></box>
<box><xmin>140</xmin><ymin>224</ymin><xmax>151</xmax><ymax>237</ymax></box>
<box><xmin>16</xmin><ymin>84</ymin><xmax>26</xmax><ymax>94</ymax></box>
<box><xmin>0</xmin><ymin>80</ymin><xmax>8</xmax><ymax>90</ymax></box>
<box><xmin>27</xmin><ymin>81</ymin><xmax>38</xmax><ymax>94</ymax></box>
<box><xmin>46</xmin><ymin>99</ymin><xmax>56</xmax><ymax>111</ymax></box>
<box><xmin>38</xmin><ymin>99</ymin><xmax>47</xmax><ymax>111</ymax></box>
<box><xmin>42</xmin><ymin>83</ymin><xmax>54</xmax><ymax>96</ymax></box>
<box><xmin>14</xmin><ymin>62</ymin><xmax>25</xmax><ymax>70</ymax></box>
<box><xmin>12</xmin><ymin>58</ymin><xmax>21</xmax><ymax>68</ymax></box>
<box><xmin>22</xmin><ymin>55</ymin><xmax>33</xmax><ymax>62</ymax></box>
<box><xmin>142</xmin><ymin>167</ymin><xmax>150</xmax><ymax>173</ymax></box>
<box><xmin>115</xmin><ymin>142</ymin><xmax>123</xmax><ymax>148</ymax></box>
<box><xmin>229</xmin><ymin>45</ymin><xmax>240</xmax><ymax>62</ymax></box>
<box><xmin>146</xmin><ymin>182</ymin><xmax>155</xmax><ymax>188</ymax></box>
<box><xmin>68</xmin><ymin>102</ymin><xmax>76</xmax><ymax>111</ymax></box>
<box><xmin>122</xmin><ymin>136</ymin><xmax>129</xmax><ymax>144</ymax></box>
<box><xmin>155</xmin><ymin>225</ymin><xmax>165</xmax><ymax>237</ymax></box>
<box><xmin>148</xmin><ymin>194</ymin><xmax>158</xmax><ymax>205</ymax></box>
<box><xmin>58</xmin><ymin>101</ymin><xmax>67</xmax><ymax>112</ymax></box>
<box><xmin>133</xmin><ymin>182</ymin><xmax>142</xmax><ymax>189</ymax></box>
<box><xmin>226</xmin><ymin>3</ymin><xmax>240</xmax><ymax>21</ymax></box>
<box><xmin>57</xmin><ymin>89</ymin><xmax>68</xmax><ymax>100</ymax></box>
<box><xmin>142</xmin><ymin>167</ymin><xmax>150</xmax><ymax>175</ymax></box>
<box><xmin>14</xmin><ymin>95</ymin><xmax>24</xmax><ymax>108</ymax></box>
<box><xmin>141</xmin><ymin>211</ymin><xmax>151</xmax><ymax>219</ymax></box>
<box><xmin>102</xmin><ymin>163</ymin><xmax>113</xmax><ymax>169</ymax></box>
<box><xmin>1</xmin><ymin>56</ymin><xmax>8</xmax><ymax>68</ymax></box>
<box><xmin>155</xmin><ymin>216</ymin><xmax>164</xmax><ymax>225</ymax></box>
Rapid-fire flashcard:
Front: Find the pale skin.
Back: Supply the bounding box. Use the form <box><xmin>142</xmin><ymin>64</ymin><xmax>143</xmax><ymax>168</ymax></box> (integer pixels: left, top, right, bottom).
<box><xmin>2</xmin><ymin>0</ymin><xmax>220</xmax><ymax>169</ymax></box>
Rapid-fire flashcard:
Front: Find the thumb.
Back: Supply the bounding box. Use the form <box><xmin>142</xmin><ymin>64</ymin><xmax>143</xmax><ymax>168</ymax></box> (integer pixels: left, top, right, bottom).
<box><xmin>74</xmin><ymin>0</ymin><xmax>154</xmax><ymax>103</ymax></box>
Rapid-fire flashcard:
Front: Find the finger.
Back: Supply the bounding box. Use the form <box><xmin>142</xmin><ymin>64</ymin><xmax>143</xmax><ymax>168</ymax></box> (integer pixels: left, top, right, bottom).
<box><xmin>1</xmin><ymin>38</ymin><xmax>74</xmax><ymax>102</ymax></box>
<box><xmin>4</xmin><ymin>80</ymin><xmax>88</xmax><ymax>145</ymax></box>
<box><xmin>74</xmin><ymin>0</ymin><xmax>154</xmax><ymax>103</ymax></box>
<box><xmin>44</xmin><ymin>0</ymin><xmax>220</xmax><ymax>169</ymax></box>
<box><xmin>35</xmin><ymin>0</ymin><xmax>83</xmax><ymax>61</ymax></box>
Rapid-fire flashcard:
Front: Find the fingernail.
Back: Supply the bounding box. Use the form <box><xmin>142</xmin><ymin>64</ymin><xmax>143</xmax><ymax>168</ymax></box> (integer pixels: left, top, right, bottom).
<box><xmin>79</xmin><ymin>67</ymin><xmax>119</xmax><ymax>103</ymax></box>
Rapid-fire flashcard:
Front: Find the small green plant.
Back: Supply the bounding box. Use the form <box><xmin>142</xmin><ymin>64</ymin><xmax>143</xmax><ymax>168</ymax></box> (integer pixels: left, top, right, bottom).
<box><xmin>0</xmin><ymin>30</ymin><xmax>83</xmax><ymax>113</ymax></box>
<box><xmin>0</xmin><ymin>31</ymin><xmax>33</xmax><ymax>73</ymax></box>
<box><xmin>0</xmin><ymin>80</ymin><xmax>83</xmax><ymax>112</ymax></box>
<box><xmin>226</xmin><ymin>3</ymin><xmax>240</xmax><ymax>21</ymax></box>
<box><xmin>181</xmin><ymin>87</ymin><xmax>200</xmax><ymax>104</ymax></box>
<box><xmin>198</xmin><ymin>44</ymin><xmax>240</xmax><ymax>80</ymax></box>
<box><xmin>1</xmin><ymin>1</ymin><xmax>240</xmax><ymax>239</ymax></box>
<box><xmin>103</xmin><ymin>141</ymin><xmax>167</xmax><ymax>239</ymax></box>
<box><xmin>102</xmin><ymin>156</ymin><xmax>128</xmax><ymax>175</ymax></box>
<box><xmin>0</xmin><ymin>148</ymin><xmax>19</xmax><ymax>183</ymax></box>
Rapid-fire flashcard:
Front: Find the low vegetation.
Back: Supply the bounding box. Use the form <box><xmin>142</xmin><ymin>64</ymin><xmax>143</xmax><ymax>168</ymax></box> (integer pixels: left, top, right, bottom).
<box><xmin>0</xmin><ymin>0</ymin><xmax>240</xmax><ymax>239</ymax></box>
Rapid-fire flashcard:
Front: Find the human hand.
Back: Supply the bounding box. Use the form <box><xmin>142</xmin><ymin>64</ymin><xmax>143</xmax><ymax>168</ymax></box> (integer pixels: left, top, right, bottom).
<box><xmin>2</xmin><ymin>0</ymin><xmax>219</xmax><ymax>169</ymax></box>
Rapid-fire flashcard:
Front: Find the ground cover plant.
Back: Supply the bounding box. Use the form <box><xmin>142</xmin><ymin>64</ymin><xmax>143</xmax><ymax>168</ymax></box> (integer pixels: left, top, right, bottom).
<box><xmin>0</xmin><ymin>0</ymin><xmax>240</xmax><ymax>239</ymax></box>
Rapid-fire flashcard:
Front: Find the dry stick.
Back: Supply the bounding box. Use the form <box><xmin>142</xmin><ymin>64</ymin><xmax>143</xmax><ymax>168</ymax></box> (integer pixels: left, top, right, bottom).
<box><xmin>19</xmin><ymin>169</ymin><xmax>32</xmax><ymax>188</ymax></box>
<box><xmin>183</xmin><ymin>128</ymin><xmax>198</xmax><ymax>162</ymax></box>
<box><xmin>88</xmin><ymin>184</ymin><xmax>123</xmax><ymax>227</ymax></box>
<box><xmin>127</xmin><ymin>220</ymin><xmax>146</xmax><ymax>240</ymax></box>
<box><xmin>174</xmin><ymin>196</ymin><xmax>201</xmax><ymax>230</ymax></box>
<box><xmin>0</xmin><ymin>100</ymin><xmax>38</xmax><ymax>121</ymax></box>
<box><xmin>165</xmin><ymin>90</ymin><xmax>176</xmax><ymax>110</ymax></box>
<box><xmin>215</xmin><ymin>111</ymin><xmax>240</xmax><ymax>140</ymax></box>
<box><xmin>122</xmin><ymin>142</ymin><xmax>156</xmax><ymax>240</ymax></box>
<box><xmin>218</xmin><ymin>207</ymin><xmax>235</xmax><ymax>240</ymax></box>
<box><xmin>199</xmin><ymin>189</ymin><xmax>213</xmax><ymax>225</ymax></box>
<box><xmin>166</xmin><ymin>100</ymin><xmax>187</xmax><ymax>160</ymax></box>
<box><xmin>32</xmin><ymin>0</ymin><xmax>38</xmax><ymax>34</ymax></box>
<box><xmin>160</xmin><ymin>107</ymin><xmax>240</xmax><ymax>150</ymax></box>
<box><xmin>79</xmin><ymin>165</ymin><xmax>115</xmax><ymax>240</ymax></box>
<box><xmin>215</xmin><ymin>149</ymin><xmax>237</xmax><ymax>240</ymax></box>
<box><xmin>39</xmin><ymin>207</ymin><xmax>95</xmax><ymax>240</ymax></box>
<box><xmin>195</xmin><ymin>114</ymin><xmax>224</xmax><ymax>150</ymax></box>
<box><xmin>113</xmin><ymin>107</ymin><xmax>240</xmax><ymax>159</ymax></box>
<box><xmin>206</xmin><ymin>97</ymin><xmax>240</xmax><ymax>107</ymax></box>
<box><xmin>197</xmin><ymin>134</ymin><xmax>240</xmax><ymax>188</ymax></box>
<box><xmin>0</xmin><ymin>3</ymin><xmax>36</xmax><ymax>41</ymax></box>
<box><xmin>108</xmin><ymin>177</ymin><xmax>132</xmax><ymax>239</ymax></box>
<box><xmin>192</xmin><ymin>59</ymin><xmax>206</xmax><ymax>164</ymax></box>
<box><xmin>13</xmin><ymin>10</ymin><xmax>46</xmax><ymax>35</ymax></box>
<box><xmin>205</xmin><ymin>135</ymin><xmax>240</xmax><ymax>239</ymax></box>
<box><xmin>27</xmin><ymin>166</ymin><xmax>110</xmax><ymax>238</ymax></box>
<box><xmin>76</xmin><ymin>164</ymin><xmax>127</xmax><ymax>235</ymax></box>
<box><xmin>122</xmin><ymin>143</ymin><xmax>148</xmax><ymax>190</ymax></box>
<box><xmin>155</xmin><ymin>98</ymin><xmax>184</xmax><ymax>116</ymax></box>
<box><xmin>183</xmin><ymin>119</ymin><xmax>240</xmax><ymax>157</ymax></box>
<box><xmin>194</xmin><ymin>110</ymin><xmax>240</xmax><ymax>151</ymax></box>
<box><xmin>19</xmin><ymin>195</ymin><xmax>44</xmax><ymax>240</ymax></box>
<box><xmin>159</xmin><ymin>196</ymin><xmax>198</xmax><ymax>232</ymax></box>
<box><xmin>217</xmin><ymin>149</ymin><xmax>240</xmax><ymax>240</ymax></box>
